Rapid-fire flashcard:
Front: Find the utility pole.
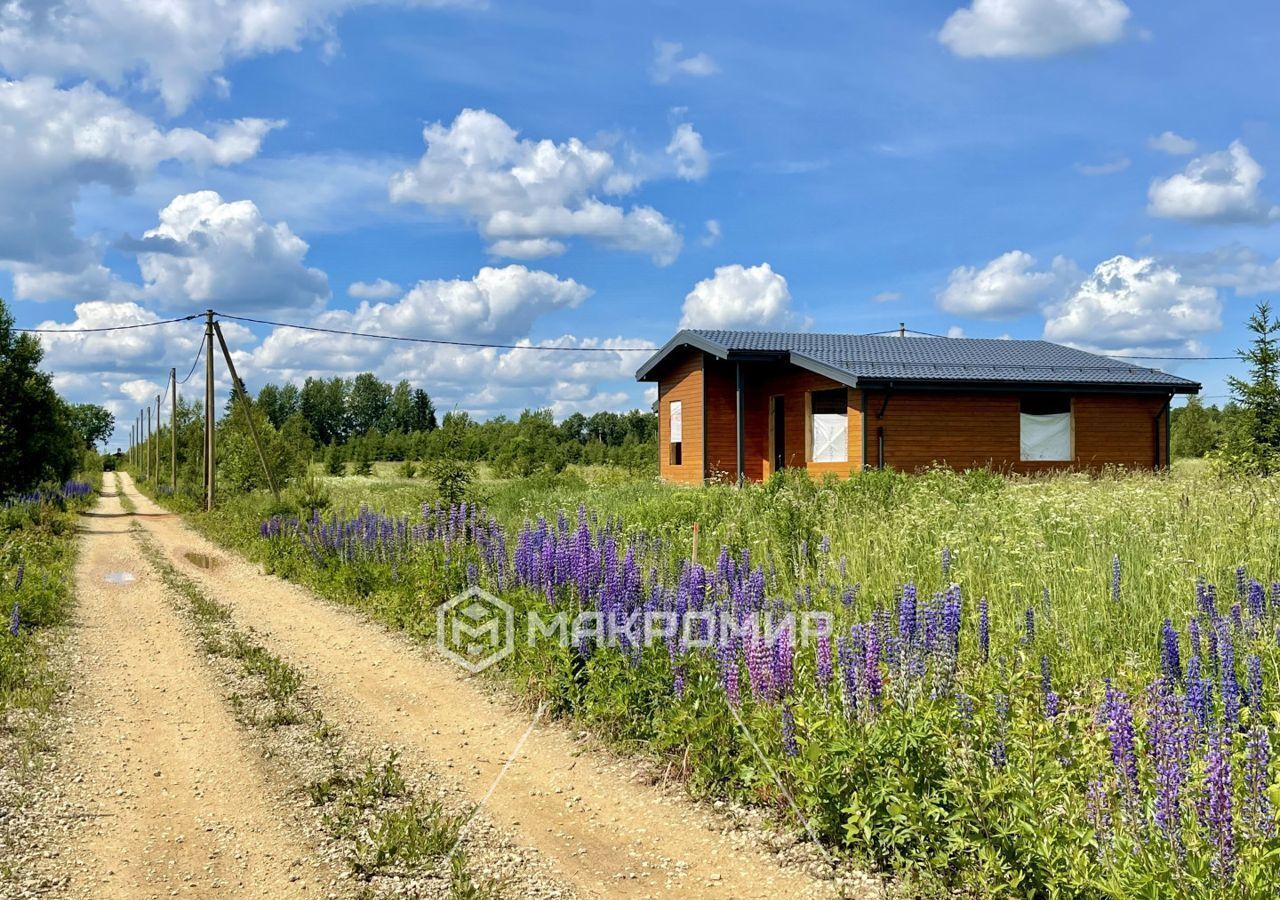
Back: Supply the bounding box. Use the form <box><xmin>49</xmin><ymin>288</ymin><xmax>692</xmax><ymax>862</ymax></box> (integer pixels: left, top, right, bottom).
<box><xmin>129</xmin><ymin>423</ymin><xmax>133</xmax><ymax>469</ymax></box>
<box><xmin>204</xmin><ymin>310</ymin><xmax>215</xmax><ymax>511</ymax></box>
<box><xmin>145</xmin><ymin>405</ymin><xmax>152</xmax><ymax>482</ymax></box>
<box><xmin>213</xmin><ymin>321</ymin><xmax>278</xmax><ymax>497</ymax></box>
<box><xmin>170</xmin><ymin>367</ymin><xmax>178</xmax><ymax>494</ymax></box>
<box><xmin>155</xmin><ymin>394</ymin><xmax>162</xmax><ymax>487</ymax></box>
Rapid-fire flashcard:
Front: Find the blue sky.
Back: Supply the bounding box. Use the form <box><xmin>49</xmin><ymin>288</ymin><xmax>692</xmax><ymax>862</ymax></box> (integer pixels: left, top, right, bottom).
<box><xmin>3</xmin><ymin>0</ymin><xmax>1278</xmax><ymax>446</ymax></box>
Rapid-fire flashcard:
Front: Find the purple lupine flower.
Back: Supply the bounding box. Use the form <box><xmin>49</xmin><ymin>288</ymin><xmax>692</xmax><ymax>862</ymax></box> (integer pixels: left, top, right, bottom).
<box><xmin>1102</xmin><ymin>681</ymin><xmax>1139</xmax><ymax>798</ymax></box>
<box><xmin>1219</xmin><ymin>623</ymin><xmax>1240</xmax><ymax>729</ymax></box>
<box><xmin>815</xmin><ymin>630</ymin><xmax>833</xmax><ymax>690</ymax></box>
<box><xmin>1044</xmin><ymin>691</ymin><xmax>1061</xmax><ymax>719</ymax></box>
<box><xmin>1247</xmin><ymin>580</ymin><xmax>1266</xmax><ymax>621</ymax></box>
<box><xmin>898</xmin><ymin>584</ymin><xmax>918</xmax><ymax>646</ymax></box>
<box><xmin>978</xmin><ymin>597</ymin><xmax>989</xmax><ymax>663</ymax></box>
<box><xmin>1023</xmin><ymin>606</ymin><xmax>1035</xmax><ymax>645</ymax></box>
<box><xmin>1236</xmin><ymin>565</ymin><xmax>1247</xmax><ymax>600</ymax></box>
<box><xmin>994</xmin><ymin>691</ymin><xmax>1010</xmax><ymax>725</ymax></box>
<box><xmin>941</xmin><ymin>586</ymin><xmax>962</xmax><ymax>655</ymax></box>
<box><xmin>941</xmin><ymin>546</ymin><xmax>951</xmax><ymax>579</ymax></box>
<box><xmin>955</xmin><ymin>691</ymin><xmax>974</xmax><ymax>726</ymax></box>
<box><xmin>837</xmin><ymin>634</ymin><xmax>859</xmax><ymax>713</ymax></box>
<box><xmin>1189</xmin><ymin>616</ymin><xmax>1202</xmax><ymax>662</ymax></box>
<box><xmin>1203</xmin><ymin>730</ymin><xmax>1235</xmax><ymax>882</ymax></box>
<box><xmin>1243</xmin><ymin>725</ymin><xmax>1274</xmax><ymax>840</ymax></box>
<box><xmin>990</xmin><ymin>740</ymin><xmax>1007</xmax><ymax>768</ymax></box>
<box><xmin>7</xmin><ymin>601</ymin><xmax>17</xmax><ymax>638</ymax></box>
<box><xmin>863</xmin><ymin>623</ymin><xmax>882</xmax><ymax>704</ymax></box>
<box><xmin>1040</xmin><ymin>655</ymin><xmax>1052</xmax><ymax>698</ymax></box>
<box><xmin>1148</xmin><ymin>681</ymin><xmax>1191</xmax><ymax>854</ymax></box>
<box><xmin>14</xmin><ymin>564</ymin><xmax>23</xmax><ymax>591</ymax></box>
<box><xmin>673</xmin><ymin>665</ymin><xmax>686</xmax><ymax>699</ymax></box>
<box><xmin>1247</xmin><ymin>653</ymin><xmax>1263</xmax><ymax>711</ymax></box>
<box><xmin>818</xmin><ymin>534</ymin><xmax>830</xmax><ymax>555</ymax></box>
<box><xmin>1185</xmin><ymin>656</ymin><xmax>1212</xmax><ymax>733</ymax></box>
<box><xmin>1161</xmin><ymin>619</ymin><xmax>1182</xmax><ymax>683</ymax></box>
<box><xmin>1231</xmin><ymin>603</ymin><xmax>1244</xmax><ymax>633</ymax></box>
<box><xmin>1111</xmin><ymin>554</ymin><xmax>1121</xmax><ymax>603</ymax></box>
<box><xmin>771</xmin><ymin>627</ymin><xmax>795</xmax><ymax>702</ymax></box>
<box><xmin>781</xmin><ymin>704</ymin><xmax>799</xmax><ymax>757</ymax></box>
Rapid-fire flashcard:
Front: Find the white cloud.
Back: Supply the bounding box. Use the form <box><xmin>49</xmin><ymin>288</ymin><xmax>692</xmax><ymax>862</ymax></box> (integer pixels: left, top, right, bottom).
<box><xmin>0</xmin><ymin>77</ymin><xmax>278</xmax><ymax>291</ymax></box>
<box><xmin>1174</xmin><ymin>245</ymin><xmax>1280</xmax><ymax>297</ymax></box>
<box><xmin>1147</xmin><ymin>141</ymin><xmax>1278</xmax><ymax>224</ymax></box>
<box><xmin>871</xmin><ymin>291</ymin><xmax>902</xmax><ymax>303</ymax></box>
<box><xmin>679</xmin><ymin>263</ymin><xmax>802</xmax><ymax>329</ymax></box>
<box><xmin>0</xmin><ymin>0</ymin><xmax>470</xmax><ymax>113</ymax></box>
<box><xmin>937</xmin><ymin>250</ymin><xmax>1079</xmax><ymax>318</ymax></box>
<box><xmin>939</xmin><ymin>0</ymin><xmax>1130</xmax><ymax>58</ymax></box>
<box><xmin>1149</xmin><ymin>131</ymin><xmax>1198</xmax><ymax>155</ymax></box>
<box><xmin>348</xmin><ymin>278</ymin><xmax>402</xmax><ymax>299</ymax></box>
<box><xmin>946</xmin><ymin>325</ymin><xmax>967</xmax><ymax>338</ymax></box>
<box><xmin>1075</xmin><ymin>157</ymin><xmax>1130</xmax><ymax>176</ymax></box>
<box><xmin>389</xmin><ymin>109</ymin><xmax>690</xmax><ymax>265</ymax></box>
<box><xmin>135</xmin><ymin>191</ymin><xmax>330</xmax><ymax>313</ymax></box>
<box><xmin>1043</xmin><ymin>255</ymin><xmax>1221</xmax><ymax>353</ymax></box>
<box><xmin>666</xmin><ymin>123</ymin><xmax>709</xmax><ymax>181</ymax></box>
<box><xmin>651</xmin><ymin>40</ymin><xmax>719</xmax><ymax>84</ymax></box>
<box><xmin>700</xmin><ymin>219</ymin><xmax>721</xmax><ymax>247</ymax></box>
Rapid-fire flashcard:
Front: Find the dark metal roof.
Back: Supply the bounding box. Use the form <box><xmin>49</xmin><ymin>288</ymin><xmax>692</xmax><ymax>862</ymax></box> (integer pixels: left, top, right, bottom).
<box><xmin>635</xmin><ymin>329</ymin><xmax>1200</xmax><ymax>393</ymax></box>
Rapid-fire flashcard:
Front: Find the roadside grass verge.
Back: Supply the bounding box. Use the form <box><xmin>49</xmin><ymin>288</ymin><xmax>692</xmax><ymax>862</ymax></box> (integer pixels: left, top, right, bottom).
<box><xmin>133</xmin><ymin>529</ymin><xmax>502</xmax><ymax>898</ymax></box>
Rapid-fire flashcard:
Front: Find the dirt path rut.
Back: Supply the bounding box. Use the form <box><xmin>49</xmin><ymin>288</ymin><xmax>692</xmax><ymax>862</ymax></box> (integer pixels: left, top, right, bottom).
<box><xmin>118</xmin><ymin>473</ymin><xmax>844</xmax><ymax>899</ymax></box>
<box><xmin>60</xmin><ymin>474</ymin><xmax>317</xmax><ymax>898</ymax></box>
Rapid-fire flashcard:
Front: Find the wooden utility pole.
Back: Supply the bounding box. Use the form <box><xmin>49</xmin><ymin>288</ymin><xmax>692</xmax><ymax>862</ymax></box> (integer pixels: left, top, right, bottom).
<box><xmin>145</xmin><ymin>405</ymin><xmax>152</xmax><ymax>482</ymax></box>
<box><xmin>204</xmin><ymin>310</ymin><xmax>215</xmax><ymax>511</ymax></box>
<box><xmin>170</xmin><ymin>367</ymin><xmax>178</xmax><ymax>494</ymax></box>
<box><xmin>155</xmin><ymin>394</ymin><xmax>161</xmax><ymax>486</ymax></box>
<box><xmin>213</xmin><ymin>321</ymin><xmax>278</xmax><ymax>497</ymax></box>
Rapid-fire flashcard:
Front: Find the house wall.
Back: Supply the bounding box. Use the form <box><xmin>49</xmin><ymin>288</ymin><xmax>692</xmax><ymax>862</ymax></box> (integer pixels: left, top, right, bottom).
<box><xmin>702</xmin><ymin>362</ymin><xmax>863</xmax><ymax>481</ymax></box>
<box><xmin>656</xmin><ymin>349</ymin><xmax>704</xmax><ymax>483</ymax></box>
<box><xmin>864</xmin><ymin>390</ymin><xmax>1169</xmax><ymax>473</ymax></box>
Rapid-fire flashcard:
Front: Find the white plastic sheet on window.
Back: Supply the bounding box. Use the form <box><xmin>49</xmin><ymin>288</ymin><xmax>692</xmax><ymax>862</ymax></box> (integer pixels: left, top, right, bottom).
<box><xmin>669</xmin><ymin>400</ymin><xmax>682</xmax><ymax>443</ymax></box>
<box><xmin>812</xmin><ymin>413</ymin><xmax>848</xmax><ymax>463</ymax></box>
<box><xmin>1020</xmin><ymin>412</ymin><xmax>1072</xmax><ymax>461</ymax></box>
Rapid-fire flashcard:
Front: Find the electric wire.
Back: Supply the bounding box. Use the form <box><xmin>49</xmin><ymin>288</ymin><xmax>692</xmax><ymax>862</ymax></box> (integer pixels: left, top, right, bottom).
<box><xmin>17</xmin><ymin>314</ymin><xmax>200</xmax><ymax>334</ymax></box>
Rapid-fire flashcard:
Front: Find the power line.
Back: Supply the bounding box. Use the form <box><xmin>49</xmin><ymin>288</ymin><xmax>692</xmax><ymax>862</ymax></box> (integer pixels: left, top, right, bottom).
<box><xmin>213</xmin><ymin>312</ymin><xmax>662</xmax><ymax>353</ymax></box>
<box><xmin>177</xmin><ymin>339</ymin><xmax>204</xmax><ymax>386</ymax></box>
<box><xmin>17</xmin><ymin>314</ymin><xmax>200</xmax><ymax>334</ymax></box>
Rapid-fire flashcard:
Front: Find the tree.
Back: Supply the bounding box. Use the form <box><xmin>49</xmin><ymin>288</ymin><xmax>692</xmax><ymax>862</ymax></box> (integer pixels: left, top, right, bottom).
<box><xmin>300</xmin><ymin>376</ymin><xmax>350</xmax><ymax>445</ymax></box>
<box><xmin>1228</xmin><ymin>301</ymin><xmax>1280</xmax><ymax>457</ymax></box>
<box><xmin>348</xmin><ymin>372</ymin><xmax>392</xmax><ymax>435</ymax></box>
<box><xmin>324</xmin><ymin>443</ymin><xmax>345</xmax><ymax>476</ymax></box>
<box><xmin>411</xmin><ymin>388</ymin><xmax>437</xmax><ymax>432</ymax></box>
<box><xmin>67</xmin><ymin>403</ymin><xmax>115</xmax><ymax>450</ymax></box>
<box><xmin>0</xmin><ymin>297</ymin><xmax>79</xmax><ymax>496</ymax></box>
<box><xmin>1171</xmin><ymin>397</ymin><xmax>1218</xmax><ymax>458</ymax></box>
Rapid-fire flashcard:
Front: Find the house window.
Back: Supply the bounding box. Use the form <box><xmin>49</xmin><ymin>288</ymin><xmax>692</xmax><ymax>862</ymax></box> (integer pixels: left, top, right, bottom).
<box><xmin>810</xmin><ymin>389</ymin><xmax>848</xmax><ymax>464</ymax></box>
<box><xmin>1019</xmin><ymin>397</ymin><xmax>1073</xmax><ymax>461</ymax></box>
<box><xmin>669</xmin><ymin>400</ymin><xmax>683</xmax><ymax>466</ymax></box>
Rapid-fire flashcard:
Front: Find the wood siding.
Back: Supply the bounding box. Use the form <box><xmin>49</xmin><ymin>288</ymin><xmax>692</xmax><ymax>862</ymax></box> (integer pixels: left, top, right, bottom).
<box><xmin>866</xmin><ymin>390</ymin><xmax>1169</xmax><ymax>473</ymax></box>
<box><xmin>653</xmin><ymin>360</ymin><xmax>1172</xmax><ymax>483</ymax></box>
<box><xmin>656</xmin><ymin>349</ymin><xmax>704</xmax><ymax>483</ymax></box>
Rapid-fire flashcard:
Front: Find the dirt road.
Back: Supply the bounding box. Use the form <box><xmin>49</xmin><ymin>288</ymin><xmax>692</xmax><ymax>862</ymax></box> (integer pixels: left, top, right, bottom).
<box><xmin>58</xmin><ymin>473</ymin><xmax>319</xmax><ymax>898</ymax></box>
<box><xmin>115</xmin><ymin>472</ymin><xmax>848</xmax><ymax>899</ymax></box>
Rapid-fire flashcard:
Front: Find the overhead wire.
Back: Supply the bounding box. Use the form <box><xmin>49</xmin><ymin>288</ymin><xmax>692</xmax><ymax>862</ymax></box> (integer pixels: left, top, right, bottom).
<box><xmin>17</xmin><ymin>314</ymin><xmax>200</xmax><ymax>334</ymax></box>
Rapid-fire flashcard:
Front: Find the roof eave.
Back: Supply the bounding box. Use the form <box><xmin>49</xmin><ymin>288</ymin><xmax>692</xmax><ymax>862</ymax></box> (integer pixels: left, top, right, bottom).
<box><xmin>852</xmin><ymin>378</ymin><xmax>1201</xmax><ymax>395</ymax></box>
<box><xmin>635</xmin><ymin>330</ymin><xmax>728</xmax><ymax>381</ymax></box>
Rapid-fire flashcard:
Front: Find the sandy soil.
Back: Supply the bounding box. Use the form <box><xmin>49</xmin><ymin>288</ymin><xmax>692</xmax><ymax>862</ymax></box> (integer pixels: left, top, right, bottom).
<box><xmin>56</xmin><ymin>474</ymin><xmax>320</xmax><ymax>898</ymax></box>
<box><xmin>116</xmin><ymin>472</ymin><xmax>851</xmax><ymax>899</ymax></box>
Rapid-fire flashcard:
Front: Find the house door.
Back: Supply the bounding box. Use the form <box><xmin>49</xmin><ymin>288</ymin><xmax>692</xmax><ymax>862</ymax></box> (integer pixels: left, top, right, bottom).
<box><xmin>771</xmin><ymin>395</ymin><xmax>785</xmax><ymax>472</ymax></box>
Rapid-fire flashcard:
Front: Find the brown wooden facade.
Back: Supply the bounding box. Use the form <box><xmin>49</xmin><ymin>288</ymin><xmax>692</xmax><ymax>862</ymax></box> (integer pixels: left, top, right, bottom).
<box><xmin>650</xmin><ymin>347</ymin><xmax>1174</xmax><ymax>483</ymax></box>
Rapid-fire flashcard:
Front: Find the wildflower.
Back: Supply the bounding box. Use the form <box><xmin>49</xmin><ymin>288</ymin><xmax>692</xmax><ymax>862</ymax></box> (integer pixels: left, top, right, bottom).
<box><xmin>978</xmin><ymin>597</ymin><xmax>989</xmax><ymax>663</ymax></box>
<box><xmin>898</xmin><ymin>584</ymin><xmax>918</xmax><ymax>647</ymax></box>
<box><xmin>955</xmin><ymin>691</ymin><xmax>975</xmax><ymax>726</ymax></box>
<box><xmin>815</xmin><ymin>630</ymin><xmax>833</xmax><ymax>691</ymax></box>
<box><xmin>1040</xmin><ymin>655</ymin><xmax>1052</xmax><ymax>698</ymax></box>
<box><xmin>1203</xmin><ymin>730</ymin><xmax>1235</xmax><ymax>882</ymax></box>
<box><xmin>1185</xmin><ymin>657</ymin><xmax>1212</xmax><ymax>734</ymax></box>
<box><xmin>1148</xmin><ymin>681</ymin><xmax>1191</xmax><ymax>854</ymax></box>
<box><xmin>818</xmin><ymin>535</ymin><xmax>830</xmax><ymax>555</ymax></box>
<box><xmin>1111</xmin><ymin>554</ymin><xmax>1121</xmax><ymax>603</ymax></box>
<box><xmin>14</xmin><ymin>564</ymin><xmax>23</xmax><ymax>591</ymax></box>
<box><xmin>1189</xmin><ymin>616</ymin><xmax>1202</xmax><ymax>662</ymax></box>
<box><xmin>1247</xmin><ymin>653</ymin><xmax>1263</xmax><ymax>711</ymax></box>
<box><xmin>1023</xmin><ymin>606</ymin><xmax>1035</xmax><ymax>645</ymax></box>
<box><xmin>781</xmin><ymin>704</ymin><xmax>799</xmax><ymax>758</ymax></box>
<box><xmin>1161</xmin><ymin>619</ymin><xmax>1182</xmax><ymax>683</ymax></box>
<box><xmin>673</xmin><ymin>665</ymin><xmax>686</xmax><ymax>699</ymax></box>
<box><xmin>1219</xmin><ymin>623</ymin><xmax>1240</xmax><ymax>729</ymax></box>
<box><xmin>1102</xmin><ymin>681</ymin><xmax>1139</xmax><ymax>799</ymax></box>
<box><xmin>1243</xmin><ymin>725</ymin><xmax>1274</xmax><ymax>840</ymax></box>
<box><xmin>990</xmin><ymin>740</ymin><xmax>1007</xmax><ymax>768</ymax></box>
<box><xmin>1044</xmin><ymin>691</ymin><xmax>1061</xmax><ymax>719</ymax></box>
<box><xmin>1235</xmin><ymin>565</ymin><xmax>1247</xmax><ymax>600</ymax></box>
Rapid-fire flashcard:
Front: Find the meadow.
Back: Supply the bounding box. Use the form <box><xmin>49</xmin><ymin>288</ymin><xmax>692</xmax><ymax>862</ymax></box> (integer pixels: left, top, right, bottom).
<box><xmin>179</xmin><ymin>462</ymin><xmax>1280</xmax><ymax>897</ymax></box>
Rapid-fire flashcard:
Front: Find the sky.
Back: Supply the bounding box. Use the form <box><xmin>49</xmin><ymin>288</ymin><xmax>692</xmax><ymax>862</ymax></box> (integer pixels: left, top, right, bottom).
<box><xmin>3</xmin><ymin>0</ymin><xmax>1278</xmax><ymax>449</ymax></box>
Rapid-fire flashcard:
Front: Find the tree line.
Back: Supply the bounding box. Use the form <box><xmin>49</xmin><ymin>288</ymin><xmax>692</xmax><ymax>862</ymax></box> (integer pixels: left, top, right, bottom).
<box><xmin>0</xmin><ymin>298</ymin><xmax>114</xmax><ymax>498</ymax></box>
